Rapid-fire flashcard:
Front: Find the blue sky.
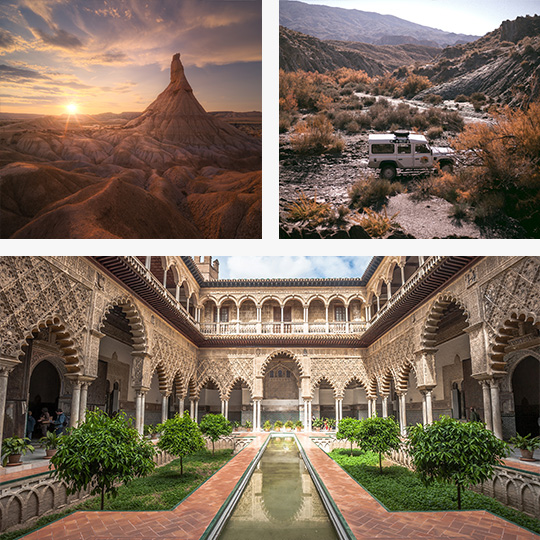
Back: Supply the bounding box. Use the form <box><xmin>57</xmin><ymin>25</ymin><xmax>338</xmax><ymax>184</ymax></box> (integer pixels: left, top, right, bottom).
<box><xmin>217</xmin><ymin>257</ymin><xmax>373</xmax><ymax>279</ymax></box>
<box><xmin>0</xmin><ymin>0</ymin><xmax>261</xmax><ymax>114</ymax></box>
<box><xmin>298</xmin><ymin>0</ymin><xmax>539</xmax><ymax>36</ymax></box>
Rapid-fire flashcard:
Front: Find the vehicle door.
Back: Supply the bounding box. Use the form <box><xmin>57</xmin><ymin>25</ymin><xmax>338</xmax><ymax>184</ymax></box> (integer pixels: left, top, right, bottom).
<box><xmin>396</xmin><ymin>143</ymin><xmax>413</xmax><ymax>168</ymax></box>
<box><xmin>413</xmin><ymin>142</ymin><xmax>433</xmax><ymax>169</ymax></box>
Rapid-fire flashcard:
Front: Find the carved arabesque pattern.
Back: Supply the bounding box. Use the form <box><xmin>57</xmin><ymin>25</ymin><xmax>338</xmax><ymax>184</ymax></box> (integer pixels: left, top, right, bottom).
<box><xmin>310</xmin><ymin>356</ymin><xmax>368</xmax><ymax>397</ymax></box>
<box><xmin>482</xmin><ymin>258</ymin><xmax>540</xmax><ymax>369</ymax></box>
<box><xmin>0</xmin><ymin>257</ymin><xmax>91</xmax><ymax>372</ymax></box>
<box><xmin>196</xmin><ymin>356</ymin><xmax>253</xmax><ymax>399</ymax></box>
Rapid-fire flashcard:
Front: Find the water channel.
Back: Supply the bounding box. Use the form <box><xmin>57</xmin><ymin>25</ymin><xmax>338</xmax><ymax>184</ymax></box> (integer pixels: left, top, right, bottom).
<box><xmin>218</xmin><ymin>436</ymin><xmax>340</xmax><ymax>540</ymax></box>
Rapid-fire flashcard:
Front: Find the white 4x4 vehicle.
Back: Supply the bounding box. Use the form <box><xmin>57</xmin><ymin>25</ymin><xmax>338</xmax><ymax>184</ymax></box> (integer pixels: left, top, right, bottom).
<box><xmin>368</xmin><ymin>131</ymin><xmax>455</xmax><ymax>180</ymax></box>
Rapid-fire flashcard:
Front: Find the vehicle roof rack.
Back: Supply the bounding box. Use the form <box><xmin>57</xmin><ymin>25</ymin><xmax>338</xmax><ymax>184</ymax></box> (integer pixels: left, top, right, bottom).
<box><xmin>393</xmin><ymin>130</ymin><xmax>410</xmax><ymax>138</ymax></box>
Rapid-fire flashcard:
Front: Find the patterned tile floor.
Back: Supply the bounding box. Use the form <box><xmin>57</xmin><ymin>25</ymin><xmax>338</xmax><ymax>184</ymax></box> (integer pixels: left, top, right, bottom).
<box><xmin>13</xmin><ymin>433</ymin><xmax>539</xmax><ymax>539</ymax></box>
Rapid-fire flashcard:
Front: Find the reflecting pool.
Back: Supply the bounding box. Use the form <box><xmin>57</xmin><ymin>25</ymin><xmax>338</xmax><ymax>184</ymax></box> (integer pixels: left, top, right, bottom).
<box><xmin>218</xmin><ymin>436</ymin><xmax>339</xmax><ymax>540</ymax></box>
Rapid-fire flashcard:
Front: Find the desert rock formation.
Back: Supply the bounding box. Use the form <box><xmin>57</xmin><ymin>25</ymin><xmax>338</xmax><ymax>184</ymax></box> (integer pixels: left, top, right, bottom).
<box><xmin>0</xmin><ymin>53</ymin><xmax>261</xmax><ymax>239</ymax></box>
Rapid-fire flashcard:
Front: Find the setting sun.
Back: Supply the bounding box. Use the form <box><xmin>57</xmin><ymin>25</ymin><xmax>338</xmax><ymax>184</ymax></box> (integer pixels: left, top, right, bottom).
<box><xmin>66</xmin><ymin>103</ymin><xmax>78</xmax><ymax>115</ymax></box>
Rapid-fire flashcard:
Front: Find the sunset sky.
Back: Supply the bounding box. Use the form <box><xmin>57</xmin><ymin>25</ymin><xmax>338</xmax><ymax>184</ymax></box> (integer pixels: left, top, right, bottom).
<box><xmin>0</xmin><ymin>0</ymin><xmax>261</xmax><ymax>115</ymax></box>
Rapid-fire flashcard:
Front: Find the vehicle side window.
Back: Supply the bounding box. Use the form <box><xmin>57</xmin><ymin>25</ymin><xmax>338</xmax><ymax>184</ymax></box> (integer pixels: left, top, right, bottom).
<box><xmin>397</xmin><ymin>144</ymin><xmax>411</xmax><ymax>154</ymax></box>
<box><xmin>371</xmin><ymin>143</ymin><xmax>394</xmax><ymax>154</ymax></box>
<box><xmin>415</xmin><ymin>144</ymin><xmax>430</xmax><ymax>154</ymax></box>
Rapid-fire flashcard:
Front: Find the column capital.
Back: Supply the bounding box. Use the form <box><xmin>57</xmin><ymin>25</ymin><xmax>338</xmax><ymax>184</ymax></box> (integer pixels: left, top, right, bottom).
<box><xmin>417</xmin><ymin>385</ymin><xmax>435</xmax><ymax>393</ymax></box>
<box><xmin>0</xmin><ymin>356</ymin><xmax>20</xmax><ymax>376</ymax></box>
<box><xmin>89</xmin><ymin>329</ymin><xmax>105</xmax><ymax>339</ymax></box>
<box><xmin>414</xmin><ymin>347</ymin><xmax>438</xmax><ymax>357</ymax></box>
<box><xmin>134</xmin><ymin>386</ymin><xmax>150</xmax><ymax>394</ymax></box>
<box><xmin>463</xmin><ymin>321</ymin><xmax>485</xmax><ymax>334</ymax></box>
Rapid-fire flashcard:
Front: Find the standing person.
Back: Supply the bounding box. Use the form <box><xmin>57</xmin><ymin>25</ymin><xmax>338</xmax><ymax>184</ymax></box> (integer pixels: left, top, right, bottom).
<box><xmin>38</xmin><ymin>408</ymin><xmax>51</xmax><ymax>436</ymax></box>
<box><xmin>26</xmin><ymin>410</ymin><xmax>36</xmax><ymax>439</ymax></box>
<box><xmin>469</xmin><ymin>406</ymin><xmax>480</xmax><ymax>422</ymax></box>
<box><xmin>53</xmin><ymin>409</ymin><xmax>67</xmax><ymax>435</ymax></box>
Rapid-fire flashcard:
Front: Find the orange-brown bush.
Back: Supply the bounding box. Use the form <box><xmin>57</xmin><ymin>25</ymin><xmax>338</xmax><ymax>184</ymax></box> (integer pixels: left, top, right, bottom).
<box><xmin>402</xmin><ymin>74</ymin><xmax>432</xmax><ymax>98</ymax></box>
<box><xmin>333</xmin><ymin>67</ymin><xmax>372</xmax><ymax>87</ymax></box>
<box><xmin>290</xmin><ymin>114</ymin><xmax>345</xmax><ymax>154</ymax></box>
<box><xmin>279</xmin><ymin>70</ymin><xmax>336</xmax><ymax>113</ymax></box>
<box><xmin>443</xmin><ymin>103</ymin><xmax>540</xmax><ymax>235</ymax></box>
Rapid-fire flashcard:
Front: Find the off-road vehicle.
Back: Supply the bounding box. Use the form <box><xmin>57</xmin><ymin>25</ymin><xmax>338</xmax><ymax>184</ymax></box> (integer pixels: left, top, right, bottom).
<box><xmin>368</xmin><ymin>130</ymin><xmax>455</xmax><ymax>180</ymax></box>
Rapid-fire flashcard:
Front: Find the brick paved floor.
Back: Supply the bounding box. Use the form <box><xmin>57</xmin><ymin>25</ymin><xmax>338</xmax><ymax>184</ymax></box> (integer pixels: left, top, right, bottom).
<box><xmin>17</xmin><ymin>433</ymin><xmax>539</xmax><ymax>539</ymax></box>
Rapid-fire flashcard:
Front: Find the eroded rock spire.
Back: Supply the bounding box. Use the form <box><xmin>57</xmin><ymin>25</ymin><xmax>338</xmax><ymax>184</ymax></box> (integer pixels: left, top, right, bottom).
<box><xmin>170</xmin><ymin>53</ymin><xmax>192</xmax><ymax>91</ymax></box>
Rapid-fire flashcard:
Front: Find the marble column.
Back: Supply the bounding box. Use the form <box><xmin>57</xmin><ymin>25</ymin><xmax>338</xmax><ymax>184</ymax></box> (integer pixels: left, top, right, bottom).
<box><xmin>425</xmin><ymin>390</ymin><xmax>433</xmax><ymax>424</ymax></box>
<box><xmin>381</xmin><ymin>396</ymin><xmax>388</xmax><ymax>418</ymax></box>
<box><xmin>398</xmin><ymin>393</ymin><xmax>407</xmax><ymax>436</ymax></box>
<box><xmin>421</xmin><ymin>393</ymin><xmax>427</xmax><ymax>425</ymax></box>
<box><xmin>190</xmin><ymin>399</ymin><xmax>195</xmax><ymax>419</ymax></box>
<box><xmin>0</xmin><ymin>361</ymin><xmax>17</xmax><ymax>454</ymax></box>
<box><xmin>490</xmin><ymin>379</ymin><xmax>503</xmax><ymax>439</ymax></box>
<box><xmin>70</xmin><ymin>380</ymin><xmax>81</xmax><ymax>428</ymax></box>
<box><xmin>178</xmin><ymin>397</ymin><xmax>185</xmax><ymax>416</ymax></box>
<box><xmin>194</xmin><ymin>400</ymin><xmax>199</xmax><ymax>423</ymax></box>
<box><xmin>161</xmin><ymin>394</ymin><xmax>169</xmax><ymax>423</ymax></box>
<box><xmin>480</xmin><ymin>380</ymin><xmax>493</xmax><ymax>432</ymax></box>
<box><xmin>79</xmin><ymin>382</ymin><xmax>89</xmax><ymax>424</ymax></box>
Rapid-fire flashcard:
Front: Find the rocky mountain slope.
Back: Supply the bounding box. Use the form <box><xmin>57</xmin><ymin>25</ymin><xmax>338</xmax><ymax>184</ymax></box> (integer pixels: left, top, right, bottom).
<box><xmin>280</xmin><ymin>0</ymin><xmax>478</xmax><ymax>47</ymax></box>
<box><xmin>280</xmin><ymin>26</ymin><xmax>439</xmax><ymax>74</ymax></box>
<box><xmin>414</xmin><ymin>15</ymin><xmax>540</xmax><ymax>104</ymax></box>
<box><xmin>0</xmin><ymin>54</ymin><xmax>261</xmax><ymax>239</ymax></box>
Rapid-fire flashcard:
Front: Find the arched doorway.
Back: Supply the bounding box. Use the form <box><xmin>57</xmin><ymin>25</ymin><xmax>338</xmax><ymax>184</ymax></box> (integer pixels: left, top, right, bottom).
<box><xmin>28</xmin><ymin>360</ymin><xmax>61</xmax><ymax>438</ymax></box>
<box><xmin>262</xmin><ymin>355</ymin><xmax>302</xmax><ymax>424</ymax></box>
<box><xmin>512</xmin><ymin>356</ymin><xmax>540</xmax><ymax>437</ymax></box>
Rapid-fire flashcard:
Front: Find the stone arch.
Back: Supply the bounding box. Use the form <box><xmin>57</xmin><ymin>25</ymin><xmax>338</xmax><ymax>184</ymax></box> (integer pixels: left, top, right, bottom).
<box><xmin>20</xmin><ymin>315</ymin><xmax>82</xmax><ymax>374</ymax></box>
<box><xmin>506</xmin><ymin>349</ymin><xmax>540</xmax><ymax>393</ymax></box>
<box><xmin>172</xmin><ymin>370</ymin><xmax>186</xmax><ymax>398</ymax></box>
<box><xmin>24</xmin><ymin>490</ymin><xmax>39</xmax><ymax>520</ymax></box>
<box><xmin>196</xmin><ymin>375</ymin><xmax>222</xmax><ymax>399</ymax></box>
<box><xmin>341</xmin><ymin>375</ymin><xmax>367</xmax><ymax>397</ymax></box>
<box><xmin>421</xmin><ymin>293</ymin><xmax>470</xmax><ymax>349</ymax></box>
<box><xmin>306</xmin><ymin>294</ymin><xmax>328</xmax><ymax>308</ymax></box>
<box><xmin>217</xmin><ymin>295</ymin><xmax>238</xmax><ymax>309</ymax></box>
<box><xmin>261</xmin><ymin>349</ymin><xmax>305</xmax><ymax>377</ymax></box>
<box><xmin>311</xmin><ymin>375</ymin><xmax>337</xmax><ymax>397</ymax></box>
<box><xmin>367</xmin><ymin>376</ymin><xmax>378</xmax><ymax>399</ymax></box>
<box><xmin>238</xmin><ymin>294</ymin><xmax>258</xmax><ymax>307</ymax></box>
<box><xmin>5</xmin><ymin>494</ymin><xmax>23</xmax><ymax>529</ymax></box>
<box><xmin>395</xmin><ymin>361</ymin><xmax>416</xmax><ymax>394</ymax></box>
<box><xmin>152</xmin><ymin>361</ymin><xmax>169</xmax><ymax>395</ymax></box>
<box><xmin>378</xmin><ymin>370</ymin><xmax>396</xmax><ymax>396</ymax></box>
<box><xmin>99</xmin><ymin>297</ymin><xmax>148</xmax><ymax>356</ymax></box>
<box><xmin>490</xmin><ymin>311</ymin><xmax>540</xmax><ymax>371</ymax></box>
<box><xmin>224</xmin><ymin>376</ymin><xmax>253</xmax><ymax>399</ymax></box>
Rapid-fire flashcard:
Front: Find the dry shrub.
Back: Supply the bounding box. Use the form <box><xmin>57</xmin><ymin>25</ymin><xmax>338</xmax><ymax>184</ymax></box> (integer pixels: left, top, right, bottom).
<box><xmin>350</xmin><ymin>207</ymin><xmax>399</xmax><ymax>238</ymax></box>
<box><xmin>279</xmin><ymin>70</ymin><xmax>335</xmax><ymax>113</ymax></box>
<box><xmin>334</xmin><ymin>67</ymin><xmax>372</xmax><ymax>87</ymax></box>
<box><xmin>426</xmin><ymin>126</ymin><xmax>444</xmax><ymax>141</ymax></box>
<box><xmin>290</xmin><ymin>114</ymin><xmax>345</xmax><ymax>154</ymax></box>
<box><xmin>446</xmin><ymin>103</ymin><xmax>540</xmax><ymax>234</ymax></box>
<box><xmin>349</xmin><ymin>176</ymin><xmax>402</xmax><ymax>211</ymax></box>
<box><xmin>402</xmin><ymin>74</ymin><xmax>432</xmax><ymax>98</ymax></box>
<box><xmin>286</xmin><ymin>191</ymin><xmax>333</xmax><ymax>227</ymax></box>
<box><xmin>371</xmin><ymin>74</ymin><xmax>403</xmax><ymax>97</ymax></box>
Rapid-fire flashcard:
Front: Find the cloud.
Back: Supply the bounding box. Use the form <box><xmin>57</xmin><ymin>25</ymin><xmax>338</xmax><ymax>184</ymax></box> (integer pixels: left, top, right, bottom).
<box><xmin>0</xmin><ymin>63</ymin><xmax>48</xmax><ymax>80</ymax></box>
<box><xmin>89</xmin><ymin>50</ymin><xmax>128</xmax><ymax>64</ymax></box>
<box><xmin>219</xmin><ymin>257</ymin><xmax>372</xmax><ymax>279</ymax></box>
<box><xmin>0</xmin><ymin>30</ymin><xmax>16</xmax><ymax>49</ymax></box>
<box><xmin>34</xmin><ymin>26</ymin><xmax>83</xmax><ymax>48</ymax></box>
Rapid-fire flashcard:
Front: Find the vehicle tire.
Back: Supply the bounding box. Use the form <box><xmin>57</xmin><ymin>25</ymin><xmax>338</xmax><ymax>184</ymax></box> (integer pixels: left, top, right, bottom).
<box><xmin>440</xmin><ymin>163</ymin><xmax>453</xmax><ymax>174</ymax></box>
<box><xmin>380</xmin><ymin>164</ymin><xmax>397</xmax><ymax>181</ymax></box>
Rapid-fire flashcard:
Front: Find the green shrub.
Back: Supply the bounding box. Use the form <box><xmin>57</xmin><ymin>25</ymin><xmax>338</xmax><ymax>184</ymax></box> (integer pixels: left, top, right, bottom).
<box><xmin>356</xmin><ymin>416</ymin><xmax>401</xmax><ymax>472</ymax></box>
<box><xmin>199</xmin><ymin>414</ymin><xmax>232</xmax><ymax>454</ymax></box>
<box><xmin>51</xmin><ymin>410</ymin><xmax>155</xmax><ymax>510</ymax></box>
<box><xmin>408</xmin><ymin>416</ymin><xmax>508</xmax><ymax>509</ymax></box>
<box><xmin>336</xmin><ymin>417</ymin><xmax>361</xmax><ymax>456</ymax></box>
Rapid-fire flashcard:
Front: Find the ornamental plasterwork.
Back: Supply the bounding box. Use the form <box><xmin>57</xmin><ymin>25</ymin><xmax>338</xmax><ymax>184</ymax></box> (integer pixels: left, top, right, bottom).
<box><xmin>0</xmin><ymin>257</ymin><xmax>92</xmax><ymax>369</ymax></box>
<box><xmin>195</xmin><ymin>355</ymin><xmax>254</xmax><ymax>398</ymax></box>
<box><xmin>310</xmin><ymin>355</ymin><xmax>368</xmax><ymax>397</ymax></box>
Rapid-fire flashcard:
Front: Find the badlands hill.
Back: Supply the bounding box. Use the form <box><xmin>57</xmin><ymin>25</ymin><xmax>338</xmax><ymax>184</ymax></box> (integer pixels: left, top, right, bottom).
<box><xmin>0</xmin><ymin>54</ymin><xmax>261</xmax><ymax>239</ymax></box>
<box><xmin>280</xmin><ymin>26</ymin><xmax>439</xmax><ymax>74</ymax></box>
<box><xmin>280</xmin><ymin>0</ymin><xmax>478</xmax><ymax>47</ymax></box>
<box><xmin>414</xmin><ymin>15</ymin><xmax>540</xmax><ymax>105</ymax></box>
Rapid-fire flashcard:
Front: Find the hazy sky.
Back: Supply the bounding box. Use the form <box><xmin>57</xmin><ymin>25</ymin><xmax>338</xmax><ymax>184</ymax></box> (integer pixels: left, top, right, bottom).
<box><xmin>0</xmin><ymin>0</ymin><xmax>261</xmax><ymax>114</ymax></box>
<box><xmin>218</xmin><ymin>257</ymin><xmax>372</xmax><ymax>279</ymax></box>
<box><xmin>298</xmin><ymin>0</ymin><xmax>539</xmax><ymax>36</ymax></box>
